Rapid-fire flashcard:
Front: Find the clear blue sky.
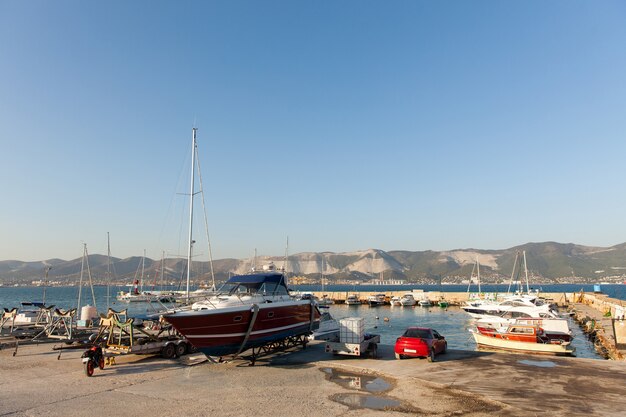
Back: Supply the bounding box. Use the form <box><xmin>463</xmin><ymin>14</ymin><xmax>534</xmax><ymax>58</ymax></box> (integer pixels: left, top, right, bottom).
<box><xmin>1</xmin><ymin>1</ymin><xmax>626</xmax><ymax>262</ymax></box>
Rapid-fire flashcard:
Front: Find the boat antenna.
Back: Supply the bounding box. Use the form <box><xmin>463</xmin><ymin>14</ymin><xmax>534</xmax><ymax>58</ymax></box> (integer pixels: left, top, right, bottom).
<box><xmin>186</xmin><ymin>127</ymin><xmax>198</xmax><ymax>301</ymax></box>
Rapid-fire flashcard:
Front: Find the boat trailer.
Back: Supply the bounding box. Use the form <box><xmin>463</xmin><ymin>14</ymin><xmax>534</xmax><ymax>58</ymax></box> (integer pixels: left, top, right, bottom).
<box><xmin>231</xmin><ymin>333</ymin><xmax>310</xmax><ymax>366</ymax></box>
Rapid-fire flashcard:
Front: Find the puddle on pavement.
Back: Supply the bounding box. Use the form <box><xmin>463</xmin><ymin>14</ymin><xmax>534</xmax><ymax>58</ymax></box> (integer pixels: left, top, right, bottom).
<box><xmin>322</xmin><ymin>368</ymin><xmax>415</xmax><ymax>412</ymax></box>
<box><xmin>331</xmin><ymin>393</ymin><xmax>406</xmax><ymax>411</ymax></box>
<box><xmin>321</xmin><ymin>367</ymin><xmax>392</xmax><ymax>392</ymax></box>
<box><xmin>518</xmin><ymin>359</ymin><xmax>558</xmax><ymax>368</ymax></box>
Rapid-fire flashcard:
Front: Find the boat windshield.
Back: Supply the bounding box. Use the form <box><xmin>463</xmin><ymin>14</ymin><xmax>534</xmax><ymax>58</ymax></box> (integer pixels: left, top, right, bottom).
<box><xmin>218</xmin><ymin>273</ymin><xmax>289</xmax><ymax>296</ymax></box>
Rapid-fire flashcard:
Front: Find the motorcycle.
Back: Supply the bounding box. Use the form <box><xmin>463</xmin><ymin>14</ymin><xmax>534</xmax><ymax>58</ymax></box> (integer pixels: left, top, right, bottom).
<box><xmin>81</xmin><ymin>345</ymin><xmax>105</xmax><ymax>377</ymax></box>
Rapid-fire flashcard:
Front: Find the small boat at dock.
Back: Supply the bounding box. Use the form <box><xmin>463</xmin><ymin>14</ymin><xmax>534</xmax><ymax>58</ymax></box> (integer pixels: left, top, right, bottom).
<box><xmin>345</xmin><ymin>294</ymin><xmax>361</xmax><ymax>305</ymax></box>
<box><xmin>390</xmin><ymin>296</ymin><xmax>402</xmax><ymax>306</ymax></box>
<box><xmin>470</xmin><ymin>323</ymin><xmax>575</xmax><ymax>356</ymax></box>
<box><xmin>367</xmin><ymin>294</ymin><xmax>386</xmax><ymax>306</ymax></box>
<box><xmin>400</xmin><ymin>293</ymin><xmax>417</xmax><ymax>306</ymax></box>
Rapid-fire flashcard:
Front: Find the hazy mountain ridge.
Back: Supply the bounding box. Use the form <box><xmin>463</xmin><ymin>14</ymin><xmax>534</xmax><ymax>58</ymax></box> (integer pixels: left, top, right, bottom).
<box><xmin>1</xmin><ymin>242</ymin><xmax>626</xmax><ymax>284</ymax></box>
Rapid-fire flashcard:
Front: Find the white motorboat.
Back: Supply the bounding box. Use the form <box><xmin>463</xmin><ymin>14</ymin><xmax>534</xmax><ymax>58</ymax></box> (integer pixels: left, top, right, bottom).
<box><xmin>367</xmin><ymin>294</ymin><xmax>386</xmax><ymax>306</ymax></box>
<box><xmin>309</xmin><ymin>312</ymin><xmax>340</xmax><ymax>341</ymax></box>
<box><xmin>318</xmin><ymin>295</ymin><xmax>334</xmax><ymax>306</ymax></box>
<box><xmin>345</xmin><ymin>294</ymin><xmax>361</xmax><ymax>305</ymax></box>
<box><xmin>418</xmin><ymin>299</ymin><xmax>432</xmax><ymax>307</ymax></box>
<box><xmin>462</xmin><ymin>298</ymin><xmax>558</xmax><ymax>319</ymax></box>
<box><xmin>399</xmin><ymin>293</ymin><xmax>416</xmax><ymax>306</ymax></box>
<box><xmin>390</xmin><ymin>296</ymin><xmax>402</xmax><ymax>306</ymax></box>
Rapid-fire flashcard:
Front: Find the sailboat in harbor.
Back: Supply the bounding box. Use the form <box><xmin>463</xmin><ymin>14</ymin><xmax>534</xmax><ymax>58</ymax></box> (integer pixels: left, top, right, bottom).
<box><xmin>162</xmin><ymin>128</ymin><xmax>321</xmax><ymax>357</ymax></box>
<box><xmin>318</xmin><ymin>257</ymin><xmax>333</xmax><ymax>306</ymax></box>
<box><xmin>116</xmin><ymin>251</ymin><xmax>162</xmax><ymax>303</ymax></box>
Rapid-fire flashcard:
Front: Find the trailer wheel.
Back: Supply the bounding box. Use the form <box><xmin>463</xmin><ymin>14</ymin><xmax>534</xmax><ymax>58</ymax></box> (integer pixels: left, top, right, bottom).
<box><xmin>161</xmin><ymin>343</ymin><xmax>176</xmax><ymax>359</ymax></box>
<box><xmin>175</xmin><ymin>342</ymin><xmax>187</xmax><ymax>357</ymax></box>
<box><xmin>370</xmin><ymin>344</ymin><xmax>378</xmax><ymax>359</ymax></box>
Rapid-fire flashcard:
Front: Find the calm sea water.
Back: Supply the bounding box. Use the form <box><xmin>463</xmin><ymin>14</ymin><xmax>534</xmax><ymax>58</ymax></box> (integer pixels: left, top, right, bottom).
<box><xmin>0</xmin><ymin>284</ymin><xmax>605</xmax><ymax>359</ymax></box>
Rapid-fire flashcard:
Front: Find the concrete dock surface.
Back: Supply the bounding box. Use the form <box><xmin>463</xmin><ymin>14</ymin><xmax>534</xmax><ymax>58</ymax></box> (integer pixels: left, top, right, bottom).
<box><xmin>1</xmin><ymin>341</ymin><xmax>625</xmax><ymax>416</ymax></box>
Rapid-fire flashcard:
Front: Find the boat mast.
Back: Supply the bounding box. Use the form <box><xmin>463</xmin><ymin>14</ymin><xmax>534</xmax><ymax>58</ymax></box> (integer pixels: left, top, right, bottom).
<box><xmin>282</xmin><ymin>237</ymin><xmax>289</xmax><ymax>272</ymax></box>
<box><xmin>141</xmin><ymin>249</ymin><xmax>146</xmax><ymax>293</ymax></box>
<box><xmin>77</xmin><ymin>243</ymin><xmax>97</xmax><ymax>312</ymax></box>
<box><xmin>321</xmin><ymin>256</ymin><xmax>324</xmax><ymax>292</ymax></box>
<box><xmin>77</xmin><ymin>244</ymin><xmax>85</xmax><ymax>312</ymax></box>
<box><xmin>42</xmin><ymin>266</ymin><xmax>51</xmax><ymax>305</ymax></box>
<box><xmin>523</xmin><ymin>250</ymin><xmax>530</xmax><ymax>294</ymax></box>
<box><xmin>106</xmin><ymin>232</ymin><xmax>111</xmax><ymax>310</ymax></box>
<box><xmin>477</xmin><ymin>259</ymin><xmax>481</xmax><ymax>294</ymax></box>
<box><xmin>467</xmin><ymin>261</ymin><xmax>476</xmax><ymax>294</ymax></box>
<box><xmin>195</xmin><ymin>144</ymin><xmax>216</xmax><ymax>291</ymax></box>
<box><xmin>507</xmin><ymin>252</ymin><xmax>519</xmax><ymax>294</ymax></box>
<box><xmin>186</xmin><ymin>127</ymin><xmax>197</xmax><ymax>301</ymax></box>
<box><xmin>161</xmin><ymin>250</ymin><xmax>165</xmax><ymax>290</ymax></box>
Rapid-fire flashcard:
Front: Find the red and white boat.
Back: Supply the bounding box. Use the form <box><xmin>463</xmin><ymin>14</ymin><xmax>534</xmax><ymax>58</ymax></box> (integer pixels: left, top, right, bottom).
<box><xmin>163</xmin><ymin>271</ymin><xmax>321</xmax><ymax>357</ymax></box>
<box><xmin>470</xmin><ymin>323</ymin><xmax>575</xmax><ymax>356</ymax></box>
<box><xmin>475</xmin><ymin>312</ymin><xmax>573</xmax><ymax>343</ymax></box>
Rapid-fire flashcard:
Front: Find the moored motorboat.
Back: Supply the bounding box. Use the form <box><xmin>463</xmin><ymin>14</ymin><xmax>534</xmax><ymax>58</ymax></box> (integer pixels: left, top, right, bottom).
<box><xmin>163</xmin><ymin>272</ymin><xmax>321</xmax><ymax>357</ymax></box>
<box><xmin>475</xmin><ymin>311</ymin><xmax>572</xmax><ymax>342</ymax></box>
<box><xmin>470</xmin><ymin>324</ymin><xmax>575</xmax><ymax>356</ymax></box>
<box><xmin>399</xmin><ymin>293</ymin><xmax>416</xmax><ymax>306</ymax></box>
<box><xmin>462</xmin><ymin>300</ymin><xmax>558</xmax><ymax>320</ymax></box>
<box><xmin>367</xmin><ymin>293</ymin><xmax>386</xmax><ymax>306</ymax></box>
<box><xmin>390</xmin><ymin>296</ymin><xmax>402</xmax><ymax>306</ymax></box>
<box><xmin>318</xmin><ymin>295</ymin><xmax>334</xmax><ymax>306</ymax></box>
<box><xmin>345</xmin><ymin>294</ymin><xmax>361</xmax><ymax>305</ymax></box>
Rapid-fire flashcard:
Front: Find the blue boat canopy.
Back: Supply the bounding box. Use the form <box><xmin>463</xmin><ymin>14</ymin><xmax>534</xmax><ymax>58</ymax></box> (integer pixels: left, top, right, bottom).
<box><xmin>220</xmin><ymin>272</ymin><xmax>290</xmax><ymax>296</ymax></box>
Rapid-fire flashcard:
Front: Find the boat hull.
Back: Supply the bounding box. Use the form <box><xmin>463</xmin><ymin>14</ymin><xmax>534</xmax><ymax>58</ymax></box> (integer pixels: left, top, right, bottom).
<box><xmin>164</xmin><ymin>301</ymin><xmax>320</xmax><ymax>357</ymax></box>
<box><xmin>470</xmin><ymin>330</ymin><xmax>575</xmax><ymax>356</ymax></box>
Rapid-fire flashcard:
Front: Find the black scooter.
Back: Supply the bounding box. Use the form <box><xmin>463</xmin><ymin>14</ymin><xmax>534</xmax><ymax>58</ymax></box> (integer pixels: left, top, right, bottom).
<box><xmin>81</xmin><ymin>345</ymin><xmax>105</xmax><ymax>377</ymax></box>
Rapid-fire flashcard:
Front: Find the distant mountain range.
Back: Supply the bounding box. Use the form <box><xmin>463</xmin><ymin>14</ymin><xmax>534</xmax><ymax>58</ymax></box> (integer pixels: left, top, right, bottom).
<box><xmin>2</xmin><ymin>242</ymin><xmax>626</xmax><ymax>285</ymax></box>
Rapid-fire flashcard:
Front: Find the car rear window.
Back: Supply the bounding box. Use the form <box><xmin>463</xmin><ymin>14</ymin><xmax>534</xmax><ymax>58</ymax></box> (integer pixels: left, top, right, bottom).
<box><xmin>403</xmin><ymin>329</ymin><xmax>432</xmax><ymax>339</ymax></box>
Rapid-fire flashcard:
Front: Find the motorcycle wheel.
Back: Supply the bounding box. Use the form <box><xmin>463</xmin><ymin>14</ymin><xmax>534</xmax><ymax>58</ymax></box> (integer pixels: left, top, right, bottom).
<box><xmin>98</xmin><ymin>356</ymin><xmax>105</xmax><ymax>370</ymax></box>
<box><xmin>85</xmin><ymin>360</ymin><xmax>94</xmax><ymax>377</ymax></box>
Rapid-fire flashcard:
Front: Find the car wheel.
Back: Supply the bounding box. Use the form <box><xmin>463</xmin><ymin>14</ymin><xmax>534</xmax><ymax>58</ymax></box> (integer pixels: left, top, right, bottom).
<box><xmin>442</xmin><ymin>342</ymin><xmax>447</xmax><ymax>354</ymax></box>
<box><xmin>427</xmin><ymin>348</ymin><xmax>435</xmax><ymax>363</ymax></box>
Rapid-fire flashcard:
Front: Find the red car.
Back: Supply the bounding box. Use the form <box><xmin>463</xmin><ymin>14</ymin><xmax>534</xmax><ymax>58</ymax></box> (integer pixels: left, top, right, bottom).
<box><xmin>394</xmin><ymin>327</ymin><xmax>447</xmax><ymax>362</ymax></box>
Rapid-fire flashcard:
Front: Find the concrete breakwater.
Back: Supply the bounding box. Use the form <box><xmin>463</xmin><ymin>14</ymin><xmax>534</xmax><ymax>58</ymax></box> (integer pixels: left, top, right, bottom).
<box><xmin>566</xmin><ymin>292</ymin><xmax>626</xmax><ymax>360</ymax></box>
<box><xmin>306</xmin><ymin>290</ymin><xmax>572</xmax><ymax>305</ymax></box>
